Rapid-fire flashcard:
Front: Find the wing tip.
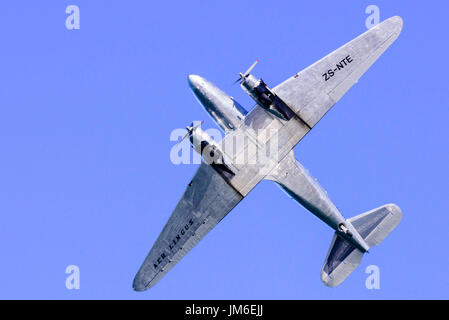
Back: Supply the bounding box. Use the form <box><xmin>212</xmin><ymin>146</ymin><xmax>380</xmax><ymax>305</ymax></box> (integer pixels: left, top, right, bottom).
<box><xmin>392</xmin><ymin>15</ymin><xmax>403</xmax><ymax>32</ymax></box>
<box><xmin>385</xmin><ymin>15</ymin><xmax>403</xmax><ymax>35</ymax></box>
<box><xmin>132</xmin><ymin>270</ymin><xmax>155</xmax><ymax>292</ymax></box>
<box><xmin>132</xmin><ymin>277</ymin><xmax>148</xmax><ymax>292</ymax></box>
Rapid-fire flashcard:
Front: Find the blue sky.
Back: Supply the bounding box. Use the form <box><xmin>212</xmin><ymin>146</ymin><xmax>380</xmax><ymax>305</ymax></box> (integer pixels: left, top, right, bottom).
<box><xmin>0</xmin><ymin>1</ymin><xmax>447</xmax><ymax>299</ymax></box>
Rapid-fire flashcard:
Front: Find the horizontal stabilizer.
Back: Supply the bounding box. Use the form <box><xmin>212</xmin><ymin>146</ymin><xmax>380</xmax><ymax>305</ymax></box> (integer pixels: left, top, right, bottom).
<box><xmin>321</xmin><ymin>233</ymin><xmax>364</xmax><ymax>287</ymax></box>
<box><xmin>321</xmin><ymin>204</ymin><xmax>402</xmax><ymax>287</ymax></box>
<box><xmin>349</xmin><ymin>204</ymin><xmax>402</xmax><ymax>247</ymax></box>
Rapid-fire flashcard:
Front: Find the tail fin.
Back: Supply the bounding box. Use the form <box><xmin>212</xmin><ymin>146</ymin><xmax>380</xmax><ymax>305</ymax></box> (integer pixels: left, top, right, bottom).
<box><xmin>320</xmin><ymin>204</ymin><xmax>402</xmax><ymax>287</ymax></box>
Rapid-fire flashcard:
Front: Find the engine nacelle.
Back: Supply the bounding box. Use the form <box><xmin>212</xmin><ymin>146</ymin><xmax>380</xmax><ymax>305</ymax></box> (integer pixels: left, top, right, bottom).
<box><xmin>240</xmin><ymin>74</ymin><xmax>295</xmax><ymax>121</ymax></box>
<box><xmin>188</xmin><ymin>124</ymin><xmax>234</xmax><ymax>176</ymax></box>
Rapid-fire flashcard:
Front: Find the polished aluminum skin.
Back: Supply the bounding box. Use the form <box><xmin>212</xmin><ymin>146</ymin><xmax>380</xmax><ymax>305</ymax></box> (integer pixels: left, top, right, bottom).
<box><xmin>188</xmin><ymin>75</ymin><xmax>247</xmax><ymax>132</ymax></box>
<box><xmin>133</xmin><ymin>16</ymin><xmax>403</xmax><ymax>291</ymax></box>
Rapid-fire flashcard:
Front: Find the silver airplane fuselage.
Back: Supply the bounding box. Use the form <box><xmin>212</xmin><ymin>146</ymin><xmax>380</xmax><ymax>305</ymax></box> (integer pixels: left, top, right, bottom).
<box><xmin>187</xmin><ymin>74</ymin><xmax>370</xmax><ymax>252</ymax></box>
<box><xmin>188</xmin><ymin>75</ymin><xmax>247</xmax><ymax>132</ymax></box>
<box><xmin>133</xmin><ymin>17</ymin><xmax>403</xmax><ymax>290</ymax></box>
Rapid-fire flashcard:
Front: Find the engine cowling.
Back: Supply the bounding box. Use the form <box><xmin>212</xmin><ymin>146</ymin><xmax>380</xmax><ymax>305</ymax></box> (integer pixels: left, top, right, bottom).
<box><xmin>187</xmin><ymin>123</ymin><xmax>234</xmax><ymax>176</ymax></box>
<box><xmin>240</xmin><ymin>74</ymin><xmax>295</xmax><ymax>121</ymax></box>
<box><xmin>234</xmin><ymin>60</ymin><xmax>295</xmax><ymax>121</ymax></box>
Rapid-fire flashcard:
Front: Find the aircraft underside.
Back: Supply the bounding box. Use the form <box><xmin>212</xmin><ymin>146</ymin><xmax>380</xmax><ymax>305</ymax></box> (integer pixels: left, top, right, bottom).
<box><xmin>133</xmin><ymin>16</ymin><xmax>403</xmax><ymax>291</ymax></box>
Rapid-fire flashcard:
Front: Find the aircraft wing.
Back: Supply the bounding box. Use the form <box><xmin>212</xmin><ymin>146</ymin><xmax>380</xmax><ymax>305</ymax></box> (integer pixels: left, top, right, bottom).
<box><xmin>133</xmin><ymin>162</ymin><xmax>244</xmax><ymax>291</ymax></box>
<box><xmin>273</xmin><ymin>16</ymin><xmax>403</xmax><ymax>128</ymax></box>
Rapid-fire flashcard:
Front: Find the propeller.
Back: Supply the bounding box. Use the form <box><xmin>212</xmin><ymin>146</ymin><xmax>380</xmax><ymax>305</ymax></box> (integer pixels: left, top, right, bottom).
<box><xmin>177</xmin><ymin>120</ymin><xmax>204</xmax><ymax>145</ymax></box>
<box><xmin>233</xmin><ymin>60</ymin><xmax>259</xmax><ymax>85</ymax></box>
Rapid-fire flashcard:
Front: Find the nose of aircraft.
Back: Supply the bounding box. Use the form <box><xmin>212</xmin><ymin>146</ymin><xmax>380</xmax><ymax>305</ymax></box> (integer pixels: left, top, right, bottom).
<box><xmin>187</xmin><ymin>74</ymin><xmax>204</xmax><ymax>90</ymax></box>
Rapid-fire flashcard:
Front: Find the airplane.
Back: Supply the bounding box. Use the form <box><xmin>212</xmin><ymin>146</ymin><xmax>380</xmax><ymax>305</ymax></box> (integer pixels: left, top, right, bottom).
<box><xmin>133</xmin><ymin>16</ymin><xmax>403</xmax><ymax>291</ymax></box>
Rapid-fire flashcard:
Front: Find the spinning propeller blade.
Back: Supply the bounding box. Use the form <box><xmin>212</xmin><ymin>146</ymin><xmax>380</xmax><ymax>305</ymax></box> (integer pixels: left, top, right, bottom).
<box><xmin>233</xmin><ymin>60</ymin><xmax>259</xmax><ymax>85</ymax></box>
<box><xmin>243</xmin><ymin>60</ymin><xmax>259</xmax><ymax>76</ymax></box>
<box><xmin>177</xmin><ymin>121</ymin><xmax>204</xmax><ymax>144</ymax></box>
